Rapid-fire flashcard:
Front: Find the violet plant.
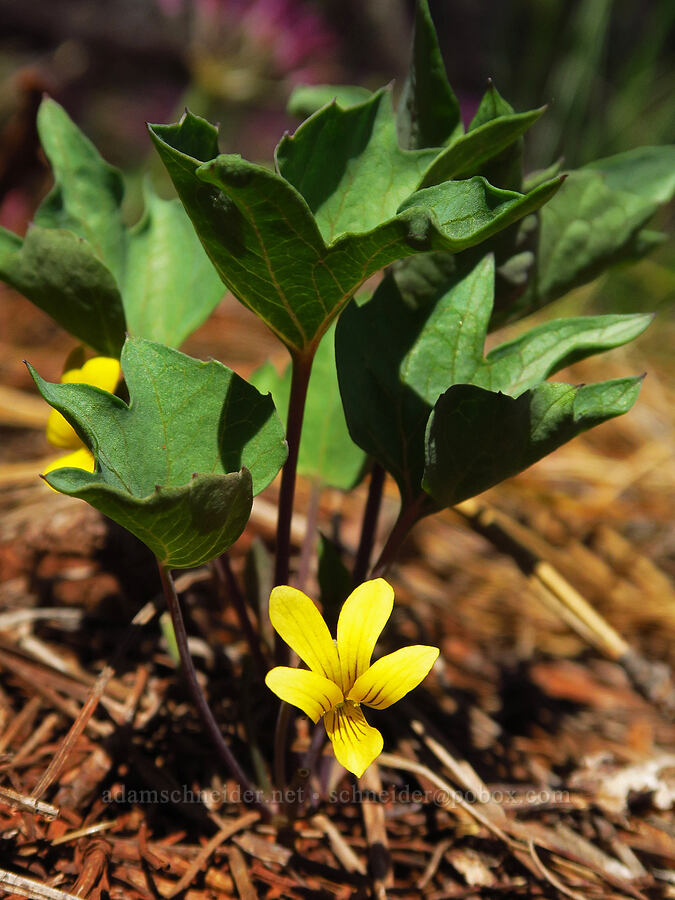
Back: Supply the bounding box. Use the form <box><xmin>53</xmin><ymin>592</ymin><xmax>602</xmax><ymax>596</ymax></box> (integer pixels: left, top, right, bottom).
<box><xmin>1</xmin><ymin>0</ymin><xmax>673</xmax><ymax>801</ymax></box>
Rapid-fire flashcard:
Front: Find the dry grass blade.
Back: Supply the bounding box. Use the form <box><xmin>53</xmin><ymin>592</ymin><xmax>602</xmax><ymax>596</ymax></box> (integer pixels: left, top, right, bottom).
<box><xmin>377</xmin><ymin>752</ymin><xmax>514</xmax><ymax>846</ymax></box>
<box><xmin>0</xmin><ymin>785</ymin><xmax>59</xmax><ymax>819</ymax></box>
<box><xmin>417</xmin><ymin>837</ymin><xmax>452</xmax><ymax>890</ymax></box>
<box><xmin>0</xmin><ymin>695</ymin><xmax>41</xmax><ymax>754</ymax></box>
<box><xmin>0</xmin><ymin>868</ymin><xmax>82</xmax><ymax>900</ymax></box>
<box><xmin>311</xmin><ymin>814</ymin><xmax>366</xmax><ymax>875</ymax></box>
<box><xmin>526</xmin><ymin>840</ymin><xmax>588</xmax><ymax>900</ymax></box>
<box><xmin>409</xmin><ymin>717</ymin><xmax>507</xmax><ymax>824</ymax></box>
<box><xmin>358</xmin><ymin>763</ymin><xmax>393</xmax><ymax>894</ymax></box>
<box><xmin>165</xmin><ymin>811</ymin><xmax>259</xmax><ymax>898</ymax></box>
<box><xmin>51</xmin><ymin>821</ymin><xmax>117</xmax><ymax>845</ymax></box>
<box><xmin>227</xmin><ymin>845</ymin><xmax>257</xmax><ymax>900</ymax></box>
<box><xmin>457</xmin><ymin>499</ymin><xmax>629</xmax><ymax>660</ymax></box>
<box><xmin>30</xmin><ymin>664</ymin><xmax>113</xmax><ymax>801</ymax></box>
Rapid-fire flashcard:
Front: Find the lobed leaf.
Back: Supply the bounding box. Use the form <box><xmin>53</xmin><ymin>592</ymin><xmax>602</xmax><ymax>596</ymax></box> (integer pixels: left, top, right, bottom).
<box><xmin>124</xmin><ymin>186</ymin><xmax>224</xmax><ymax>347</ymax></box>
<box><xmin>45</xmin><ymin>468</ymin><xmax>253</xmax><ymax>569</ymax></box>
<box><xmin>469</xmin><ymin>83</ymin><xmax>516</xmax><ymax>129</ymax></box>
<box><xmin>29</xmin><ymin>338</ymin><xmax>287</xmax><ymax>567</ymax></box>
<box><xmin>422</xmin><ymin>379</ymin><xmax>643</xmax><ymax>508</ymax></box>
<box><xmin>149</xmin><ymin>111</ymin><xmax>562</xmax><ymax>356</ymax></box>
<box><xmin>584</xmin><ymin>145</ymin><xmax>675</xmax><ymax>204</ymax></box>
<box><xmin>418</xmin><ymin>105</ymin><xmax>545</xmax><ymax>190</ymax></box>
<box><xmin>337</xmin><ymin>256</ymin><xmax>650</xmax><ymax>508</ymax></box>
<box><xmin>396</xmin><ymin>0</ymin><xmax>463</xmax><ymax>150</ymax></box>
<box><xmin>34</xmin><ymin>98</ymin><xmax>127</xmax><ymax>283</ymax></box>
<box><xmin>287</xmin><ymin>84</ymin><xmax>372</xmax><ymax>119</ymax></box>
<box><xmin>0</xmin><ymin>225</ymin><xmax>126</xmax><ymax>357</ymax></box>
<box><xmin>276</xmin><ymin>89</ymin><xmax>438</xmax><ymax>242</ymax></box>
<box><xmin>503</xmin><ymin>144</ymin><xmax>675</xmax><ymax>323</ymax></box>
<box><xmin>0</xmin><ymin>100</ymin><xmax>223</xmax><ymax>353</ymax></box>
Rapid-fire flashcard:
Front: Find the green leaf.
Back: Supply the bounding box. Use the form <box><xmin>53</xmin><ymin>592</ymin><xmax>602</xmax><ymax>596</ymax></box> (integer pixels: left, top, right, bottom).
<box><xmin>418</xmin><ymin>105</ymin><xmax>545</xmax><ymax>190</ymax></box>
<box><xmin>396</xmin><ymin>0</ymin><xmax>463</xmax><ymax>149</ymax></box>
<box><xmin>469</xmin><ymin>82</ymin><xmax>540</xmax><ymax>191</ymax></box>
<box><xmin>504</xmin><ymin>145</ymin><xmax>675</xmax><ymax>322</ymax></box>
<box><xmin>276</xmin><ymin>89</ymin><xmax>438</xmax><ymax>242</ymax></box>
<box><xmin>287</xmin><ymin>84</ymin><xmax>372</xmax><ymax>119</ymax></box>
<box><xmin>480</xmin><ymin>313</ymin><xmax>652</xmax><ymax>397</ymax></box>
<box><xmin>0</xmin><ymin>225</ymin><xmax>126</xmax><ymax>357</ymax></box>
<box><xmin>523</xmin><ymin>159</ymin><xmax>565</xmax><ymax>192</ymax></box>
<box><xmin>124</xmin><ymin>186</ymin><xmax>224</xmax><ymax>347</ymax></box>
<box><xmin>395</xmin><ymin>177</ymin><xmax>562</xmax><ymax>246</ymax></box>
<box><xmin>29</xmin><ymin>338</ymin><xmax>287</xmax><ymax>568</ymax></box>
<box><xmin>47</xmin><ymin>468</ymin><xmax>252</xmax><ymax>569</ymax></box>
<box><xmin>149</xmin><ymin>110</ymin><xmax>562</xmax><ymax>356</ymax></box>
<box><xmin>584</xmin><ymin>145</ymin><xmax>675</xmax><ymax>204</ymax></box>
<box><xmin>523</xmin><ymin>170</ymin><xmax>658</xmax><ymax>311</ymax></box>
<box><xmin>469</xmin><ymin>82</ymin><xmax>516</xmax><ymax>129</ymax></box>
<box><xmin>336</xmin><ymin>256</ymin><xmax>650</xmax><ymax>507</ymax></box>
<box><xmin>0</xmin><ymin>100</ymin><xmax>224</xmax><ymax>353</ymax></box>
<box><xmin>34</xmin><ymin>97</ymin><xmax>127</xmax><ymax>283</ymax></box>
<box><xmin>251</xmin><ymin>323</ymin><xmax>366</xmax><ymax>490</ymax></box>
<box><xmin>422</xmin><ymin>378</ymin><xmax>643</xmax><ymax>508</ymax></box>
<box><xmin>400</xmin><ymin>255</ymin><xmax>652</xmax><ymax>402</ymax></box>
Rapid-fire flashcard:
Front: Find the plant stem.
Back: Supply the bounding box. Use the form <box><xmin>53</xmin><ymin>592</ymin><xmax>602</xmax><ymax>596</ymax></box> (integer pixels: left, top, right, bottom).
<box><xmin>274</xmin><ymin>352</ymin><xmax>313</xmax><ymax>661</ymax></box>
<box><xmin>213</xmin><ymin>555</ymin><xmax>269</xmax><ymax>678</ymax></box>
<box><xmin>273</xmin><ymin>700</ymin><xmax>292</xmax><ymax>792</ymax></box>
<box><xmin>157</xmin><ymin>561</ymin><xmax>268</xmax><ymax>817</ymax></box>
<box><xmin>285</xmin><ymin>725</ymin><xmax>326</xmax><ymax>824</ymax></box>
<box><xmin>352</xmin><ymin>462</ymin><xmax>386</xmax><ymax>586</ymax></box>
<box><xmin>369</xmin><ymin>493</ymin><xmax>430</xmax><ymax>579</ymax></box>
<box><xmin>295</xmin><ymin>479</ymin><xmax>322</xmax><ymax>593</ymax></box>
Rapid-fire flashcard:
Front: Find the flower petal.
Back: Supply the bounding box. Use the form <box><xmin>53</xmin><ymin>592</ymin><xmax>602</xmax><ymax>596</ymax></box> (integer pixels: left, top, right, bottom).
<box><xmin>265</xmin><ymin>667</ymin><xmax>343</xmax><ymax>723</ymax></box>
<box><xmin>324</xmin><ymin>702</ymin><xmax>383</xmax><ymax>777</ymax></box>
<box><xmin>336</xmin><ymin>578</ymin><xmax>394</xmax><ymax>692</ymax></box>
<box><xmin>46</xmin><ymin>408</ymin><xmax>83</xmax><ymax>449</ymax></box>
<box><xmin>348</xmin><ymin>645</ymin><xmax>439</xmax><ymax>709</ymax></box>
<box><xmin>43</xmin><ymin>447</ymin><xmax>96</xmax><ymax>477</ymax></box>
<box><xmin>45</xmin><ymin>357</ymin><xmax>121</xmax><ymax>449</ymax></box>
<box><xmin>269</xmin><ymin>586</ymin><xmax>341</xmax><ymax>683</ymax></box>
<box><xmin>78</xmin><ymin>357</ymin><xmax>121</xmax><ymax>393</ymax></box>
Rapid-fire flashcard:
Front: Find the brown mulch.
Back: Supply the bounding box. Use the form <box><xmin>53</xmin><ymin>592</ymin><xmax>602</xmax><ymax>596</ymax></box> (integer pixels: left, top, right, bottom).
<box><xmin>1</xmin><ymin>281</ymin><xmax>674</xmax><ymax>899</ymax></box>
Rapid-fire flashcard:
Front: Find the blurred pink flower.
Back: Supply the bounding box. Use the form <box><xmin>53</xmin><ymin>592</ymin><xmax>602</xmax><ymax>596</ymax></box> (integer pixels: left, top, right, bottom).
<box><xmin>156</xmin><ymin>0</ymin><xmax>336</xmax><ymax>84</ymax></box>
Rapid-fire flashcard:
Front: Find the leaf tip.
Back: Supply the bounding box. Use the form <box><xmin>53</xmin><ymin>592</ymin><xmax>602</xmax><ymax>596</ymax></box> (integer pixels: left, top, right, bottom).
<box><xmin>23</xmin><ymin>359</ymin><xmax>38</xmax><ymax>381</ymax></box>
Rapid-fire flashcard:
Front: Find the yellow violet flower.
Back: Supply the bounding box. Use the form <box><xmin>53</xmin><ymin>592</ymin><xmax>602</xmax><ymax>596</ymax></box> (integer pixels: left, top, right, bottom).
<box><xmin>265</xmin><ymin>578</ymin><xmax>439</xmax><ymax>778</ymax></box>
<box><xmin>43</xmin><ymin>355</ymin><xmax>121</xmax><ymax>477</ymax></box>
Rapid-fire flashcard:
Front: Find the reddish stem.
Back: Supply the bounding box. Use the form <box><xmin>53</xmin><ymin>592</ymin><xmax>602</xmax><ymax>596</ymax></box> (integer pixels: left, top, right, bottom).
<box><xmin>157</xmin><ymin>561</ymin><xmax>268</xmax><ymax>817</ymax></box>
<box><xmin>274</xmin><ymin>352</ymin><xmax>313</xmax><ymax>662</ymax></box>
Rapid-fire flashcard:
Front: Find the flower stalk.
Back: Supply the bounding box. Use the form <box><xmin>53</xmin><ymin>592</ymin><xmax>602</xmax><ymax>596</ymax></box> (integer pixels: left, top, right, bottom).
<box><xmin>352</xmin><ymin>462</ymin><xmax>386</xmax><ymax>586</ymax></box>
<box><xmin>274</xmin><ymin>352</ymin><xmax>313</xmax><ymax>661</ymax></box>
<box><xmin>213</xmin><ymin>555</ymin><xmax>269</xmax><ymax>678</ymax></box>
<box><xmin>370</xmin><ymin>494</ymin><xmax>432</xmax><ymax>579</ymax></box>
<box><xmin>157</xmin><ymin>561</ymin><xmax>268</xmax><ymax>817</ymax></box>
